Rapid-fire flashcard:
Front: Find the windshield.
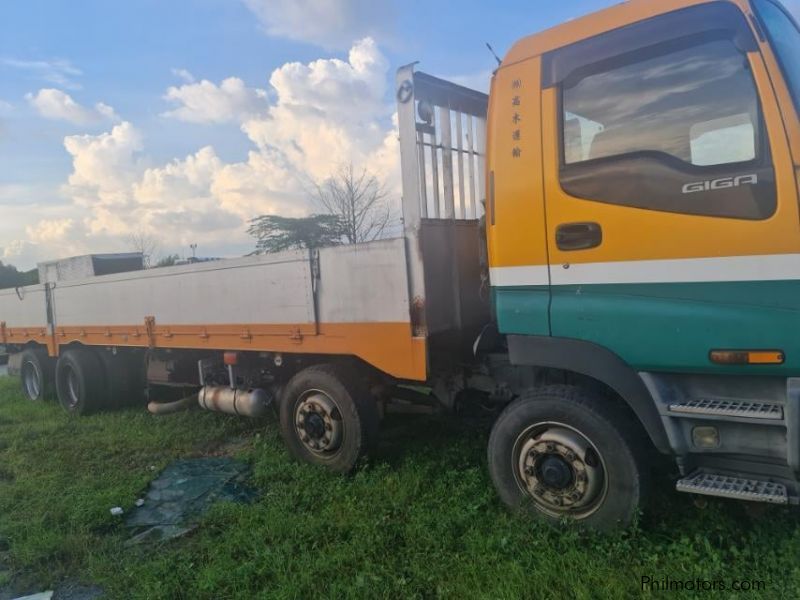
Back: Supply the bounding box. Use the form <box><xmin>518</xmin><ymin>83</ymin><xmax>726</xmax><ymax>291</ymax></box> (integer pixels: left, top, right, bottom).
<box><xmin>754</xmin><ymin>0</ymin><xmax>800</xmax><ymax>114</ymax></box>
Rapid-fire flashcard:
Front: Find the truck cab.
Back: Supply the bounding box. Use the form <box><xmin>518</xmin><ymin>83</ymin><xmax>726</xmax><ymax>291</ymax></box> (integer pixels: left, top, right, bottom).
<box><xmin>397</xmin><ymin>0</ymin><xmax>800</xmax><ymax>527</ymax></box>
<box><xmin>484</xmin><ymin>0</ymin><xmax>800</xmax><ymax>525</ymax></box>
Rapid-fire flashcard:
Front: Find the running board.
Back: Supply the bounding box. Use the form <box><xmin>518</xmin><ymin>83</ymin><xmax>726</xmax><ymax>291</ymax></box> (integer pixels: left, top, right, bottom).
<box><xmin>668</xmin><ymin>398</ymin><xmax>783</xmax><ymax>421</ymax></box>
<box><xmin>676</xmin><ymin>472</ymin><xmax>788</xmax><ymax>504</ymax></box>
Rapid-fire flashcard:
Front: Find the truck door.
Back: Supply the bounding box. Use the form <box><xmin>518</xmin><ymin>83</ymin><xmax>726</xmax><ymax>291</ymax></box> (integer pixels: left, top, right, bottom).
<box><xmin>486</xmin><ymin>57</ymin><xmax>551</xmax><ymax>337</ymax></box>
<box><xmin>540</xmin><ymin>2</ymin><xmax>800</xmax><ymax>374</ymax></box>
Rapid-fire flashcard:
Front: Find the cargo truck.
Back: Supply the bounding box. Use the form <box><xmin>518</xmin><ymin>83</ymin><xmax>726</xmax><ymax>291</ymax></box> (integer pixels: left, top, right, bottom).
<box><xmin>2</xmin><ymin>0</ymin><xmax>800</xmax><ymax>529</ymax></box>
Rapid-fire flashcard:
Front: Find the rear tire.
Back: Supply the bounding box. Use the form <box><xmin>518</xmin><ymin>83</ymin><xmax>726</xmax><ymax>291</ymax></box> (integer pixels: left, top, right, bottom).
<box><xmin>55</xmin><ymin>349</ymin><xmax>106</xmax><ymax>415</ymax></box>
<box><xmin>279</xmin><ymin>364</ymin><xmax>379</xmax><ymax>474</ymax></box>
<box><xmin>98</xmin><ymin>350</ymin><xmax>146</xmax><ymax>409</ymax></box>
<box><xmin>20</xmin><ymin>348</ymin><xmax>53</xmax><ymax>401</ymax></box>
<box><xmin>488</xmin><ymin>384</ymin><xmax>647</xmax><ymax>530</ymax></box>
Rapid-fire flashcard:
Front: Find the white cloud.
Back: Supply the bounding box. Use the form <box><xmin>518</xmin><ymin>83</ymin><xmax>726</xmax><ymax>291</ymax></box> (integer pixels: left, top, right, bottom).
<box><xmin>242</xmin><ymin>0</ymin><xmax>394</xmax><ymax>49</ymax></box>
<box><xmin>2</xmin><ymin>57</ymin><xmax>82</xmax><ymax>89</ymax></box>
<box><xmin>26</xmin><ymin>89</ymin><xmax>118</xmax><ymax>125</ymax></box>
<box><xmin>171</xmin><ymin>68</ymin><xmax>195</xmax><ymax>84</ymax></box>
<box><xmin>242</xmin><ymin>38</ymin><xmax>393</xmax><ymax>180</ymax></box>
<box><xmin>7</xmin><ymin>39</ymin><xmax>400</xmax><ymax>268</ymax></box>
<box><xmin>26</xmin><ymin>218</ymin><xmax>76</xmax><ymax>244</ymax></box>
<box><xmin>63</xmin><ymin>121</ymin><xmax>144</xmax><ymax>216</ymax></box>
<box><xmin>1</xmin><ymin>240</ymin><xmax>26</xmax><ymax>261</ymax></box>
<box><xmin>0</xmin><ymin>100</ymin><xmax>12</xmax><ymax>114</ymax></box>
<box><xmin>162</xmin><ymin>77</ymin><xmax>269</xmax><ymax>124</ymax></box>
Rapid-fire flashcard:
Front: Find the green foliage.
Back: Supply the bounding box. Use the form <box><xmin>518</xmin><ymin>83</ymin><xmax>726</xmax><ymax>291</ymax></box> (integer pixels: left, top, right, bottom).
<box><xmin>0</xmin><ymin>377</ymin><xmax>798</xmax><ymax>598</ymax></box>
<box><xmin>154</xmin><ymin>254</ymin><xmax>180</xmax><ymax>268</ymax></box>
<box><xmin>0</xmin><ymin>263</ymin><xmax>38</xmax><ymax>290</ymax></box>
<box><xmin>247</xmin><ymin>214</ymin><xmax>344</xmax><ymax>254</ymax></box>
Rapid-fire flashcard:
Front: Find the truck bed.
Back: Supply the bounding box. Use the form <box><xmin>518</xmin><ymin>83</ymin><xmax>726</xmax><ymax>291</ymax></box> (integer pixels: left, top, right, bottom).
<box><xmin>0</xmin><ymin>238</ymin><xmax>427</xmax><ymax>381</ymax></box>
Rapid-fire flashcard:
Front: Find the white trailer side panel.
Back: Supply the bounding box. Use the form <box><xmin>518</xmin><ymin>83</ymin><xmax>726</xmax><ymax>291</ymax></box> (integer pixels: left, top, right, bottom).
<box><xmin>1</xmin><ymin>239</ymin><xmax>429</xmax><ymax>380</ymax></box>
<box><xmin>0</xmin><ymin>286</ymin><xmax>48</xmax><ymax>328</ymax></box>
<box><xmin>52</xmin><ymin>251</ymin><xmax>316</xmax><ymax>326</ymax></box>
<box><xmin>317</xmin><ymin>239</ymin><xmax>410</xmax><ymax>324</ymax></box>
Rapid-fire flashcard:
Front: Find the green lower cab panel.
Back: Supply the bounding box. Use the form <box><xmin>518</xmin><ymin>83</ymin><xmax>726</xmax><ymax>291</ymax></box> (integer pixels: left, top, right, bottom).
<box><xmin>495</xmin><ymin>280</ymin><xmax>800</xmax><ymax>375</ymax></box>
<box><xmin>494</xmin><ymin>286</ymin><xmax>551</xmax><ymax>336</ymax></box>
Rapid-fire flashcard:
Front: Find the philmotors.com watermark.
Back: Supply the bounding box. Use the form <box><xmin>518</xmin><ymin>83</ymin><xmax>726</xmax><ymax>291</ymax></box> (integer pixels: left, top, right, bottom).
<box><xmin>641</xmin><ymin>575</ymin><xmax>766</xmax><ymax>593</ymax></box>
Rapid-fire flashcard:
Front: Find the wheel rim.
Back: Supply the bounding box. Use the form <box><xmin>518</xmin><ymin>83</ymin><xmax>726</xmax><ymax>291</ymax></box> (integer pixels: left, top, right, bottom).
<box><xmin>512</xmin><ymin>421</ymin><xmax>608</xmax><ymax>520</ymax></box>
<box><xmin>64</xmin><ymin>366</ymin><xmax>80</xmax><ymax>409</ymax></box>
<box><xmin>22</xmin><ymin>361</ymin><xmax>41</xmax><ymax>400</ymax></box>
<box><xmin>294</xmin><ymin>389</ymin><xmax>344</xmax><ymax>456</ymax></box>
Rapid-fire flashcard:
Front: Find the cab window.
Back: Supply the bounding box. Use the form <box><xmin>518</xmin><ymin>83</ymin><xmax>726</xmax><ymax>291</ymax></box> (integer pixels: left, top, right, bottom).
<box><xmin>557</xmin><ymin>26</ymin><xmax>776</xmax><ymax>220</ymax></box>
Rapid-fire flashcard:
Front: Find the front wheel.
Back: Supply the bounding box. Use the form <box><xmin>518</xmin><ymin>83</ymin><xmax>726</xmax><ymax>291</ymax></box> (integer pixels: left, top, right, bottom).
<box><xmin>488</xmin><ymin>385</ymin><xmax>647</xmax><ymax>530</ymax></box>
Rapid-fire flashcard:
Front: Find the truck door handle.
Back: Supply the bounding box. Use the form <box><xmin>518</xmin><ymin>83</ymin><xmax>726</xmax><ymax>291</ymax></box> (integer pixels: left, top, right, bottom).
<box><xmin>555</xmin><ymin>222</ymin><xmax>602</xmax><ymax>251</ymax></box>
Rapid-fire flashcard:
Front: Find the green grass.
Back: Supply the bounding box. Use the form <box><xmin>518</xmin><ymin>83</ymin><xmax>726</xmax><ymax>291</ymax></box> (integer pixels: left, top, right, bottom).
<box><xmin>1</xmin><ymin>375</ymin><xmax>800</xmax><ymax>599</ymax></box>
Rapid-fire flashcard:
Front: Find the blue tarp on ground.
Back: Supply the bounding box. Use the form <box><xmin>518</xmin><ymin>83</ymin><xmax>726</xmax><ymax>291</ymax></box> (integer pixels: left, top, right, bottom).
<box><xmin>125</xmin><ymin>457</ymin><xmax>258</xmax><ymax>544</ymax></box>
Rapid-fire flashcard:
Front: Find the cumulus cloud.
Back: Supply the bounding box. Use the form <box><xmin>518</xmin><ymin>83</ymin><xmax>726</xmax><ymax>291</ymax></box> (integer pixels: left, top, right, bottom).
<box><xmin>26</xmin><ymin>89</ymin><xmax>118</xmax><ymax>125</ymax></box>
<box><xmin>162</xmin><ymin>77</ymin><xmax>269</xmax><ymax>124</ymax></box>
<box><xmin>242</xmin><ymin>0</ymin><xmax>394</xmax><ymax>49</ymax></box>
<box><xmin>10</xmin><ymin>38</ymin><xmax>399</xmax><ymax>266</ymax></box>
<box><xmin>26</xmin><ymin>218</ymin><xmax>76</xmax><ymax>243</ymax></box>
<box><xmin>63</xmin><ymin>121</ymin><xmax>144</xmax><ymax>216</ymax></box>
<box><xmin>242</xmin><ymin>38</ymin><xmax>392</xmax><ymax>180</ymax></box>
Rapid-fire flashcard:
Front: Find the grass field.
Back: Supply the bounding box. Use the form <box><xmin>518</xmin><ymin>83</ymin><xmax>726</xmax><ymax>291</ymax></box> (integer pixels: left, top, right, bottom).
<box><xmin>1</xmin><ymin>375</ymin><xmax>799</xmax><ymax>599</ymax></box>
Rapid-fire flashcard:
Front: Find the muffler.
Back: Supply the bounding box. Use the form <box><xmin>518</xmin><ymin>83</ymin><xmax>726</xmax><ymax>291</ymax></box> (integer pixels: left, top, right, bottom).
<box><xmin>198</xmin><ymin>386</ymin><xmax>272</xmax><ymax>418</ymax></box>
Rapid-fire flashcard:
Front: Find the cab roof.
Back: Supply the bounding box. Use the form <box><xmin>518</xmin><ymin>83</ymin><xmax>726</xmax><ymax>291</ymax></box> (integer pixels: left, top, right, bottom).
<box><xmin>501</xmin><ymin>0</ymin><xmax>750</xmax><ymax>66</ymax></box>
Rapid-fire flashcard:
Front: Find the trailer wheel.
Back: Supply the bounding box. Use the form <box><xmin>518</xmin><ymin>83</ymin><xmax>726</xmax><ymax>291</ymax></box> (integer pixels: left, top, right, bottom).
<box><xmin>279</xmin><ymin>364</ymin><xmax>379</xmax><ymax>474</ymax></box>
<box><xmin>55</xmin><ymin>349</ymin><xmax>105</xmax><ymax>415</ymax></box>
<box><xmin>20</xmin><ymin>348</ymin><xmax>53</xmax><ymax>401</ymax></box>
<box><xmin>488</xmin><ymin>384</ymin><xmax>647</xmax><ymax>530</ymax></box>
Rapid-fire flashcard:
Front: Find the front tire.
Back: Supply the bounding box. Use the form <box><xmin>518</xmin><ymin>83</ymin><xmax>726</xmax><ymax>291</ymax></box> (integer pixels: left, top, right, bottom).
<box><xmin>488</xmin><ymin>384</ymin><xmax>647</xmax><ymax>530</ymax></box>
<box><xmin>279</xmin><ymin>364</ymin><xmax>379</xmax><ymax>474</ymax></box>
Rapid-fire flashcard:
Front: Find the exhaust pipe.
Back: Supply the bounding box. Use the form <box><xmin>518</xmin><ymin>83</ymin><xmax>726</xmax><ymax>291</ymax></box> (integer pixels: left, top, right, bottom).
<box><xmin>198</xmin><ymin>386</ymin><xmax>272</xmax><ymax>418</ymax></box>
<box><xmin>148</xmin><ymin>393</ymin><xmax>198</xmax><ymax>416</ymax></box>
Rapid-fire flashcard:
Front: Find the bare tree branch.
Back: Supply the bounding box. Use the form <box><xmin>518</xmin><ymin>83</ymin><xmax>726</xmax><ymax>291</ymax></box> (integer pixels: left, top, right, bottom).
<box><xmin>127</xmin><ymin>231</ymin><xmax>161</xmax><ymax>268</ymax></box>
<box><xmin>313</xmin><ymin>164</ymin><xmax>397</xmax><ymax>245</ymax></box>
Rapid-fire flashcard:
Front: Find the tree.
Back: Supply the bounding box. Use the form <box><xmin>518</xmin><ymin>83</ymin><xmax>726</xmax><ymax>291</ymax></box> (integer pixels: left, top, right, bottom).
<box><xmin>0</xmin><ymin>262</ymin><xmax>39</xmax><ymax>290</ymax></box>
<box><xmin>247</xmin><ymin>214</ymin><xmax>344</xmax><ymax>254</ymax></box>
<box><xmin>127</xmin><ymin>231</ymin><xmax>161</xmax><ymax>268</ymax></box>
<box><xmin>313</xmin><ymin>165</ymin><xmax>395</xmax><ymax>245</ymax></box>
<box><xmin>154</xmin><ymin>254</ymin><xmax>180</xmax><ymax>268</ymax></box>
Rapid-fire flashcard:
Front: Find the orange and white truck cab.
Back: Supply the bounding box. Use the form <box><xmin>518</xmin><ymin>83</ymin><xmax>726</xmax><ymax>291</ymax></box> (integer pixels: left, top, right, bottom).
<box><xmin>398</xmin><ymin>0</ymin><xmax>800</xmax><ymax>527</ymax></box>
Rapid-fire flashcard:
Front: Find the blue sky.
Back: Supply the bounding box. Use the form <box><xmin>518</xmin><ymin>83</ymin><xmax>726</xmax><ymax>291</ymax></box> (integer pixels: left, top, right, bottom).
<box><xmin>0</xmin><ymin>0</ymin><xmax>795</xmax><ymax>268</ymax></box>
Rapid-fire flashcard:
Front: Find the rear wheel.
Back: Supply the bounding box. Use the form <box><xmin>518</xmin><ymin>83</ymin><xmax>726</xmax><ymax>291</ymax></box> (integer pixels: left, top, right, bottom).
<box><xmin>279</xmin><ymin>364</ymin><xmax>379</xmax><ymax>474</ymax></box>
<box><xmin>20</xmin><ymin>348</ymin><xmax>53</xmax><ymax>401</ymax></box>
<box><xmin>488</xmin><ymin>384</ymin><xmax>647</xmax><ymax>530</ymax></box>
<box><xmin>55</xmin><ymin>349</ymin><xmax>106</xmax><ymax>415</ymax></box>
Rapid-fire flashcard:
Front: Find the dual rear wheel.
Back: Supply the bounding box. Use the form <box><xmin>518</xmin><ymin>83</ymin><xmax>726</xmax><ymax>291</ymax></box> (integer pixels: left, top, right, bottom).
<box><xmin>18</xmin><ymin>346</ymin><xmax>144</xmax><ymax>415</ymax></box>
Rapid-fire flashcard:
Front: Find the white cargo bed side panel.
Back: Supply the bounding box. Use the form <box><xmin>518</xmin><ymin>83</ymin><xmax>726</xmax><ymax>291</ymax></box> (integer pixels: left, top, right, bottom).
<box><xmin>317</xmin><ymin>238</ymin><xmax>410</xmax><ymax>323</ymax></box>
<box><xmin>0</xmin><ymin>286</ymin><xmax>48</xmax><ymax>327</ymax></box>
<box><xmin>52</xmin><ymin>252</ymin><xmax>315</xmax><ymax>326</ymax></box>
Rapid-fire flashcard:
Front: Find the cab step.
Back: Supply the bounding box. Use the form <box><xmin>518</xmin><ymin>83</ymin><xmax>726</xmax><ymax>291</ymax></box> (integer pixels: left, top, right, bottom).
<box><xmin>676</xmin><ymin>472</ymin><xmax>788</xmax><ymax>504</ymax></box>
<box><xmin>668</xmin><ymin>398</ymin><xmax>783</xmax><ymax>420</ymax></box>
